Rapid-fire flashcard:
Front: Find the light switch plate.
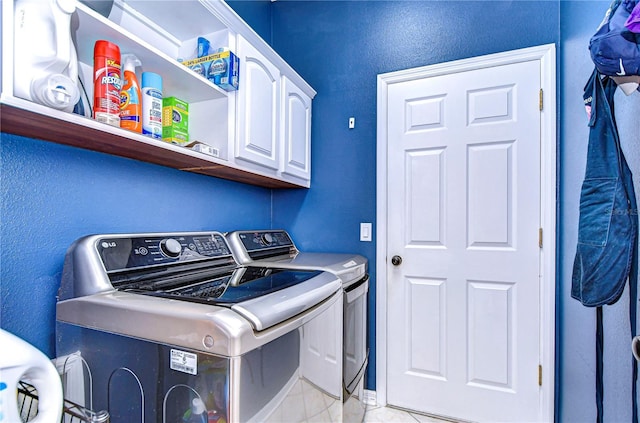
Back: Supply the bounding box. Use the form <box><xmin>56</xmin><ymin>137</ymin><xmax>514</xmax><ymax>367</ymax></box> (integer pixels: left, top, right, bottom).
<box><xmin>360</xmin><ymin>222</ymin><xmax>372</xmax><ymax>242</ymax></box>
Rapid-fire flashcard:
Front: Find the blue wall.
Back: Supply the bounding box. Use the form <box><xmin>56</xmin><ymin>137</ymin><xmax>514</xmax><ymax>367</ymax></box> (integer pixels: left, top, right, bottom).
<box><xmin>264</xmin><ymin>0</ymin><xmax>558</xmax><ymax>394</ymax></box>
<box><xmin>227</xmin><ymin>0</ymin><xmax>272</xmax><ymax>44</ymax></box>
<box><xmin>0</xmin><ymin>134</ymin><xmax>272</xmax><ymax>355</ymax></box>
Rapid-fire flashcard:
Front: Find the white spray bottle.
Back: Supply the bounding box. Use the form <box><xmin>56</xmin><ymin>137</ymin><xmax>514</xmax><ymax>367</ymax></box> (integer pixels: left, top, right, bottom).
<box><xmin>13</xmin><ymin>0</ymin><xmax>80</xmax><ymax>112</ymax></box>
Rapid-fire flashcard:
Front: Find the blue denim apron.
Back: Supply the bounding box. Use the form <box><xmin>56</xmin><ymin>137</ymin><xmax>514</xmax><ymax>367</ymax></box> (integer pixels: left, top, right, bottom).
<box><xmin>572</xmin><ymin>69</ymin><xmax>638</xmax><ymax>423</ymax></box>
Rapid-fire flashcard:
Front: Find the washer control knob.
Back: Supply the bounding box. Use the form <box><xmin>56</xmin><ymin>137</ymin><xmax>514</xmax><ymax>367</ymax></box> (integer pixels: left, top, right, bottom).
<box><xmin>160</xmin><ymin>238</ymin><xmax>182</xmax><ymax>257</ymax></box>
<box><xmin>261</xmin><ymin>233</ymin><xmax>274</xmax><ymax>246</ymax></box>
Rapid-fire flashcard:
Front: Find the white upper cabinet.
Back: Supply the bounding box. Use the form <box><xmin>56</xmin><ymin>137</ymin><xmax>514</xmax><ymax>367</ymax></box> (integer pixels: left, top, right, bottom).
<box><xmin>234</xmin><ymin>35</ymin><xmax>313</xmax><ymax>186</ymax></box>
<box><xmin>281</xmin><ymin>76</ymin><xmax>312</xmax><ymax>181</ymax></box>
<box><xmin>1</xmin><ymin>0</ymin><xmax>316</xmax><ymax>188</ymax></box>
<box><xmin>236</xmin><ymin>35</ymin><xmax>281</xmax><ymax>171</ymax></box>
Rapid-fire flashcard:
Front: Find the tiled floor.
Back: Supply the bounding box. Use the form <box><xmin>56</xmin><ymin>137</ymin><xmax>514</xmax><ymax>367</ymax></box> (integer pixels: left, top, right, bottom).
<box><xmin>261</xmin><ymin>376</ymin><xmax>463</xmax><ymax>423</ymax></box>
<box><xmin>364</xmin><ymin>405</ymin><xmax>462</xmax><ymax>423</ymax></box>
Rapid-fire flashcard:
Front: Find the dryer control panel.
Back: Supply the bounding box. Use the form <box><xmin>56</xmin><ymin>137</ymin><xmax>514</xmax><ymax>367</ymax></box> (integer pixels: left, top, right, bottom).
<box><xmin>226</xmin><ymin>230</ymin><xmax>297</xmax><ymax>262</ymax></box>
<box><xmin>238</xmin><ymin>230</ymin><xmax>293</xmax><ymax>251</ymax></box>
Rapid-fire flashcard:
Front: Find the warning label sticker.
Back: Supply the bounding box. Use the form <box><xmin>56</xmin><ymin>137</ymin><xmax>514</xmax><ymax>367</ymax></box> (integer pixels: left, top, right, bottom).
<box><xmin>170</xmin><ymin>349</ymin><xmax>197</xmax><ymax>375</ymax></box>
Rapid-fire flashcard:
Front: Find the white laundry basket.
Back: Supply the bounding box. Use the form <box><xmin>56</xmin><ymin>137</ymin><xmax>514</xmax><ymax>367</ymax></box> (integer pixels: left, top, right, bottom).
<box><xmin>0</xmin><ymin>328</ymin><xmax>64</xmax><ymax>422</ymax></box>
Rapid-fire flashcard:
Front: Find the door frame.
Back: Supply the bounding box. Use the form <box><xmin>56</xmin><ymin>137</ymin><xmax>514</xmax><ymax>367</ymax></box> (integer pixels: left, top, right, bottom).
<box><xmin>375</xmin><ymin>44</ymin><xmax>557</xmax><ymax>422</ymax></box>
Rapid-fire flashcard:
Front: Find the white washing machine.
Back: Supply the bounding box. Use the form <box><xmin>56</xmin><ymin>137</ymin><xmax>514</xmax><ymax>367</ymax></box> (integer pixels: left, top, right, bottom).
<box><xmin>226</xmin><ymin>229</ymin><xmax>369</xmax><ymax>423</ymax></box>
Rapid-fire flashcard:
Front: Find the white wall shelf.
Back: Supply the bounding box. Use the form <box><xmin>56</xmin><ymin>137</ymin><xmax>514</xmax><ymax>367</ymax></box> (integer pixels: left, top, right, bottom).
<box><xmin>0</xmin><ymin>97</ymin><xmax>300</xmax><ymax>188</ymax></box>
<box><xmin>1</xmin><ymin>0</ymin><xmax>315</xmax><ymax>189</ymax></box>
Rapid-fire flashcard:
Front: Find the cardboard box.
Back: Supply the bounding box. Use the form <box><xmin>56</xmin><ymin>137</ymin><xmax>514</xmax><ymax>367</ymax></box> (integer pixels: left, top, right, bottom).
<box><xmin>182</xmin><ymin>50</ymin><xmax>239</xmax><ymax>91</ymax></box>
<box><xmin>162</xmin><ymin>97</ymin><xmax>189</xmax><ymax>145</ymax></box>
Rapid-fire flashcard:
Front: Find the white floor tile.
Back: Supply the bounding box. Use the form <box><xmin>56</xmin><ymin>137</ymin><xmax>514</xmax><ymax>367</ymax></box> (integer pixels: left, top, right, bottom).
<box><xmin>364</xmin><ymin>406</ymin><xmax>462</xmax><ymax>423</ymax></box>
<box><xmin>364</xmin><ymin>405</ymin><xmax>419</xmax><ymax>422</ymax></box>
<box><xmin>266</xmin><ymin>375</ymin><xmax>460</xmax><ymax>423</ymax></box>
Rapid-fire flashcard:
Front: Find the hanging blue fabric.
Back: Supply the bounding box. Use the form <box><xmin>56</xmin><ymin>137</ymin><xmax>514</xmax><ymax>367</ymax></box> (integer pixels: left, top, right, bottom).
<box><xmin>590</xmin><ymin>0</ymin><xmax>640</xmax><ymax>78</ymax></box>
<box><xmin>572</xmin><ymin>69</ymin><xmax>638</xmax><ymax>423</ymax></box>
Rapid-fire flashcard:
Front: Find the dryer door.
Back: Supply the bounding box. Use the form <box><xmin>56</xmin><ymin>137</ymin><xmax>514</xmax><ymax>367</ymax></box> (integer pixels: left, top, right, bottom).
<box><xmin>344</xmin><ymin>275</ymin><xmax>369</xmax><ymax>392</ymax></box>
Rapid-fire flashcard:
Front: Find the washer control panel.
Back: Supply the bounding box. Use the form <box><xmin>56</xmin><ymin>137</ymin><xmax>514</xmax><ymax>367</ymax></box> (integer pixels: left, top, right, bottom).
<box><xmin>97</xmin><ymin>232</ymin><xmax>232</xmax><ymax>271</ymax></box>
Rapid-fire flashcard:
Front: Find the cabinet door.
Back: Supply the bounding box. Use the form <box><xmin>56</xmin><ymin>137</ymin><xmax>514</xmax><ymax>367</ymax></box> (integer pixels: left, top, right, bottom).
<box><xmin>281</xmin><ymin>77</ymin><xmax>312</xmax><ymax>181</ymax></box>
<box><xmin>236</xmin><ymin>36</ymin><xmax>280</xmax><ymax>170</ymax></box>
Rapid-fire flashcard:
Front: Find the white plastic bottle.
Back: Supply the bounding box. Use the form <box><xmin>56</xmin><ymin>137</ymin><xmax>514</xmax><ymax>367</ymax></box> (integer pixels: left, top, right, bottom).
<box><xmin>13</xmin><ymin>0</ymin><xmax>80</xmax><ymax>112</ymax></box>
<box><xmin>141</xmin><ymin>72</ymin><xmax>163</xmax><ymax>139</ymax></box>
<box><xmin>0</xmin><ymin>329</ymin><xmax>63</xmax><ymax>423</ymax></box>
<box><xmin>187</xmin><ymin>398</ymin><xmax>207</xmax><ymax>423</ymax></box>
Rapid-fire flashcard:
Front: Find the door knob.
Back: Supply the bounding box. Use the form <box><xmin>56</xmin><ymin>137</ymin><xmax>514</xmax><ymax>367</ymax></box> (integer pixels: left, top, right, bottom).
<box><xmin>391</xmin><ymin>255</ymin><xmax>402</xmax><ymax>266</ymax></box>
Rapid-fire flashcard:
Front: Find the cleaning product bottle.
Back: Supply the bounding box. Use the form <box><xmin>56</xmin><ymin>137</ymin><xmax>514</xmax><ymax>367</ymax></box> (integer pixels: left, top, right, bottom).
<box><xmin>141</xmin><ymin>72</ymin><xmax>163</xmax><ymax>139</ymax></box>
<box><xmin>13</xmin><ymin>0</ymin><xmax>80</xmax><ymax>112</ymax></box>
<box><xmin>120</xmin><ymin>54</ymin><xmax>142</xmax><ymax>133</ymax></box>
<box><xmin>183</xmin><ymin>398</ymin><xmax>207</xmax><ymax>423</ymax></box>
<box><xmin>0</xmin><ymin>329</ymin><xmax>63</xmax><ymax>423</ymax></box>
<box><xmin>93</xmin><ymin>40</ymin><xmax>121</xmax><ymax>127</ymax></box>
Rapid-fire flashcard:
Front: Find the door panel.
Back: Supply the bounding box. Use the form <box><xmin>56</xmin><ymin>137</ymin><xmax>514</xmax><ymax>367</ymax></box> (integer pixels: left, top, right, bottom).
<box><xmin>406</xmin><ymin>149</ymin><xmax>445</xmax><ymax>245</ymax></box>
<box><xmin>406</xmin><ymin>277</ymin><xmax>446</xmax><ymax>379</ymax></box>
<box><xmin>282</xmin><ymin>76</ymin><xmax>312</xmax><ymax>180</ymax></box>
<box><xmin>386</xmin><ymin>60</ymin><xmax>542</xmax><ymax>422</ymax></box>
<box><xmin>467</xmin><ymin>141</ymin><xmax>514</xmax><ymax>247</ymax></box>
<box><xmin>467</xmin><ymin>280</ymin><xmax>514</xmax><ymax>390</ymax></box>
<box><xmin>236</xmin><ymin>35</ymin><xmax>280</xmax><ymax>169</ymax></box>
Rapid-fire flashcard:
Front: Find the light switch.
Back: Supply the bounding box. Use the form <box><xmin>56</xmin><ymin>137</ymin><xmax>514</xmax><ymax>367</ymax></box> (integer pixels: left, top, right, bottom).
<box><xmin>360</xmin><ymin>222</ymin><xmax>372</xmax><ymax>242</ymax></box>
<box><xmin>349</xmin><ymin>117</ymin><xmax>355</xmax><ymax>129</ymax></box>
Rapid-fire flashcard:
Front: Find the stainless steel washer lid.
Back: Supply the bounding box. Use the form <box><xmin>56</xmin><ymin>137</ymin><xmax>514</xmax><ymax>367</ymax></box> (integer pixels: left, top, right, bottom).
<box><xmin>231</xmin><ymin>271</ymin><xmax>340</xmax><ymax>330</ymax></box>
<box><xmin>116</xmin><ymin>267</ymin><xmax>342</xmax><ymax>331</ymax></box>
<box><xmin>57</xmin><ymin>283</ymin><xmax>342</xmax><ymax>357</ymax></box>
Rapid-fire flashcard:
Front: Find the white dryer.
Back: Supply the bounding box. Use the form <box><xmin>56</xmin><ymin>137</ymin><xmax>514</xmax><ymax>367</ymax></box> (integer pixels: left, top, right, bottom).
<box><xmin>226</xmin><ymin>229</ymin><xmax>369</xmax><ymax>423</ymax></box>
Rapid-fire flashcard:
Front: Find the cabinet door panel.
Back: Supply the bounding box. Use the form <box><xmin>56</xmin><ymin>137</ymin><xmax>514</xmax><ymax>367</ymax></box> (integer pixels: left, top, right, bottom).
<box><xmin>236</xmin><ymin>36</ymin><xmax>280</xmax><ymax>170</ymax></box>
<box><xmin>282</xmin><ymin>77</ymin><xmax>312</xmax><ymax>181</ymax></box>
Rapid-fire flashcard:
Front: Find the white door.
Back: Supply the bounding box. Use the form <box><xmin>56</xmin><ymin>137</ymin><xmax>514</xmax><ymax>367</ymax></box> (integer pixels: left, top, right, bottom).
<box><xmin>385</xmin><ymin>58</ymin><xmax>544</xmax><ymax>422</ymax></box>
